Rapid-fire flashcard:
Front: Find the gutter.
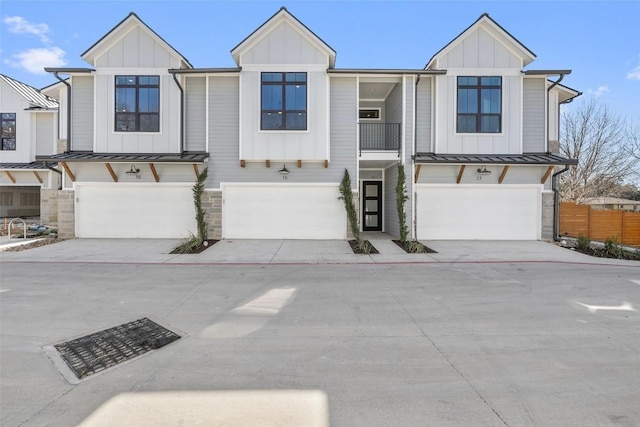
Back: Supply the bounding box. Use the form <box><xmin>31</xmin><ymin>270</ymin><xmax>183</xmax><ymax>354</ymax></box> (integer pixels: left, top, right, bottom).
<box><xmin>552</xmin><ymin>165</ymin><xmax>570</xmax><ymax>241</ymax></box>
<box><xmin>171</xmin><ymin>73</ymin><xmax>185</xmax><ymax>156</ymax></box>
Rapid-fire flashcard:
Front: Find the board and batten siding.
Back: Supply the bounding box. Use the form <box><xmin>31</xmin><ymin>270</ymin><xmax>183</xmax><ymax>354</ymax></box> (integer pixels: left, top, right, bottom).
<box><xmin>94</xmin><ymin>25</ymin><xmax>179</xmax><ymax>68</ymax></box>
<box><xmin>436</xmin><ymin>26</ymin><xmax>522</xmax><ymax>69</ymax></box>
<box><xmin>415</xmin><ymin>77</ymin><xmax>433</xmax><ymax>153</ymax></box>
<box><xmin>35</xmin><ymin>113</ymin><xmax>55</xmax><ymax>156</ymax></box>
<box><xmin>71</xmin><ymin>75</ymin><xmax>94</xmax><ymax>151</ymax></box>
<box><xmin>93</xmin><ymin>73</ymin><xmax>181</xmax><ymax>153</ymax></box>
<box><xmin>208</xmin><ymin>75</ymin><xmax>356</xmax><ymax>188</ymax></box>
<box><xmin>239</xmin><ymin>70</ymin><xmax>329</xmax><ymax>161</ymax></box>
<box><xmin>384</xmin><ymin>163</ymin><xmax>400</xmax><ymax>238</ymax></box>
<box><xmin>523</xmin><ymin>78</ymin><xmax>546</xmax><ymax>153</ymax></box>
<box><xmin>185</xmin><ymin>76</ymin><xmax>206</xmax><ymax>152</ymax></box>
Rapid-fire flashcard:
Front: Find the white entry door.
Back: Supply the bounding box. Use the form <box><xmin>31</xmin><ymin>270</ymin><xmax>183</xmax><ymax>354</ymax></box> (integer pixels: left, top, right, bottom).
<box><xmin>222</xmin><ymin>184</ymin><xmax>346</xmax><ymax>239</ymax></box>
<box><xmin>416</xmin><ymin>185</ymin><xmax>542</xmax><ymax>240</ymax></box>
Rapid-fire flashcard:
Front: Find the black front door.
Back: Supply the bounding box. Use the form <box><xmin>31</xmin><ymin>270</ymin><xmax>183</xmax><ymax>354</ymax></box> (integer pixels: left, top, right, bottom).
<box><xmin>362</xmin><ymin>181</ymin><xmax>382</xmax><ymax>231</ymax></box>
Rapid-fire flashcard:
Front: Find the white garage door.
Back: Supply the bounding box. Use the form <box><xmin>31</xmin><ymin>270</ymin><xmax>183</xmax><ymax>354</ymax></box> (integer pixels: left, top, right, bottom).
<box><xmin>223</xmin><ymin>184</ymin><xmax>346</xmax><ymax>239</ymax></box>
<box><xmin>75</xmin><ymin>183</ymin><xmax>196</xmax><ymax>238</ymax></box>
<box><xmin>416</xmin><ymin>185</ymin><xmax>542</xmax><ymax>240</ymax></box>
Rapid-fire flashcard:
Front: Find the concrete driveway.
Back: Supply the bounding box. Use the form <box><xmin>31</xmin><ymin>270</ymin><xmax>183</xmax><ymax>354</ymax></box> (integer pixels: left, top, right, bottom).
<box><xmin>1</xmin><ymin>239</ymin><xmax>639</xmax><ymax>426</ymax></box>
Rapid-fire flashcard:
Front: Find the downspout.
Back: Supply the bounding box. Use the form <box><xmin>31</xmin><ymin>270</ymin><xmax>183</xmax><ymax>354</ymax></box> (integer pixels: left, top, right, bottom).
<box><xmin>51</xmin><ymin>72</ymin><xmax>71</xmax><ymax>152</ymax></box>
<box><xmin>552</xmin><ymin>165</ymin><xmax>570</xmax><ymax>241</ymax></box>
<box><xmin>45</xmin><ymin>163</ymin><xmax>63</xmax><ymax>190</ymax></box>
<box><xmin>172</xmin><ymin>73</ymin><xmax>185</xmax><ymax>156</ymax></box>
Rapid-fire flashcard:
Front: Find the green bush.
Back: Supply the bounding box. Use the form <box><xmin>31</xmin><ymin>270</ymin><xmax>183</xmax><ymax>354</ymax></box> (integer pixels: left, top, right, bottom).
<box><xmin>576</xmin><ymin>235</ymin><xmax>591</xmax><ymax>251</ymax></box>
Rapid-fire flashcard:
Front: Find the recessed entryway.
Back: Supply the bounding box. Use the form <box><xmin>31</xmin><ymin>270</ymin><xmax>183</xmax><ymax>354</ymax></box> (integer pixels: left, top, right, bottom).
<box><xmin>362</xmin><ymin>181</ymin><xmax>382</xmax><ymax>231</ymax></box>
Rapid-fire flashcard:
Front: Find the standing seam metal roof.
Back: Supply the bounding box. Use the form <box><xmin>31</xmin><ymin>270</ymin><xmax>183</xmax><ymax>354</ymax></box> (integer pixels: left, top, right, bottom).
<box><xmin>0</xmin><ymin>74</ymin><xmax>59</xmax><ymax>109</ymax></box>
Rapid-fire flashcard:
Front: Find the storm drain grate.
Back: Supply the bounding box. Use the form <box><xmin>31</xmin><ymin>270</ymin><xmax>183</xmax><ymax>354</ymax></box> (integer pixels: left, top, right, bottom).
<box><xmin>54</xmin><ymin>317</ymin><xmax>180</xmax><ymax>379</ymax></box>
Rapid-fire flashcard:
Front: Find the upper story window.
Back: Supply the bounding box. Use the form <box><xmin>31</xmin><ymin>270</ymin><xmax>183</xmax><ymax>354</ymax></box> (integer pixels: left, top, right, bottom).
<box><xmin>457</xmin><ymin>76</ymin><xmax>502</xmax><ymax>133</ymax></box>
<box><xmin>261</xmin><ymin>72</ymin><xmax>307</xmax><ymax>130</ymax></box>
<box><xmin>115</xmin><ymin>76</ymin><xmax>159</xmax><ymax>132</ymax></box>
<box><xmin>1</xmin><ymin>113</ymin><xmax>16</xmax><ymax>150</ymax></box>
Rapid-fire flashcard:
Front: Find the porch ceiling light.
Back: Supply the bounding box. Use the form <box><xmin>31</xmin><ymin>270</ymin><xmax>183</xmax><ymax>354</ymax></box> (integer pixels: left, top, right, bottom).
<box><xmin>279</xmin><ymin>164</ymin><xmax>289</xmax><ymax>180</ymax></box>
<box><xmin>126</xmin><ymin>164</ymin><xmax>140</xmax><ymax>174</ymax></box>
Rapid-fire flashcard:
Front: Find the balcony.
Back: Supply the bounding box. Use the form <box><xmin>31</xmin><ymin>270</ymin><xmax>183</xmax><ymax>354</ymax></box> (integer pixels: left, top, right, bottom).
<box><xmin>359</xmin><ymin>123</ymin><xmax>401</xmax><ymax>157</ymax></box>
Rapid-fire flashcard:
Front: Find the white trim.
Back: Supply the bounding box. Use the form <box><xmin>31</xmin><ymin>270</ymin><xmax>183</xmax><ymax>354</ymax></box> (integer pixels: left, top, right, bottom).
<box><xmin>325</xmin><ymin>72</ymin><xmax>331</xmax><ymax>162</ymax></box>
<box><xmin>401</xmin><ymin>76</ymin><xmax>406</xmax><ymax>166</ymax></box>
<box><xmin>241</xmin><ymin>64</ymin><xmax>328</xmax><ymax>72</ymax></box>
<box><xmin>205</xmin><ymin>74</ymin><xmax>210</xmax><ymax>154</ymax></box>
<box><xmin>355</xmin><ymin>76</ymin><xmax>360</xmax><ymax>186</ymax></box>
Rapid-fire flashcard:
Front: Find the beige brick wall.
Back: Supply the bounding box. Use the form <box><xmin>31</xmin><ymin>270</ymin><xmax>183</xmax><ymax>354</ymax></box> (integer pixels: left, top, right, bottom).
<box><xmin>40</xmin><ymin>189</ymin><xmax>59</xmax><ymax>225</ymax></box>
<box><xmin>541</xmin><ymin>191</ymin><xmax>555</xmax><ymax>241</ymax></box>
<box><xmin>203</xmin><ymin>190</ymin><xmax>222</xmax><ymax>240</ymax></box>
<box><xmin>57</xmin><ymin>190</ymin><xmax>75</xmax><ymax>239</ymax></box>
<box><xmin>57</xmin><ymin>139</ymin><xmax>67</xmax><ymax>154</ymax></box>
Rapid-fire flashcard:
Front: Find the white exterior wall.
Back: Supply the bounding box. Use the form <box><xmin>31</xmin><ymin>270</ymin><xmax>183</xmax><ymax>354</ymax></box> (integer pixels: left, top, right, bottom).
<box><xmin>549</xmin><ymin>90</ymin><xmax>559</xmax><ymax>142</ymax></box>
<box><xmin>35</xmin><ymin>112</ymin><xmax>56</xmax><ymax>156</ymax></box>
<box><xmin>523</xmin><ymin>77</ymin><xmax>546</xmax><ymax>153</ymax></box>
<box><xmin>71</xmin><ymin>75</ymin><xmax>94</xmax><ymax>151</ymax></box>
<box><xmin>0</xmin><ymin>79</ymin><xmax>33</xmax><ymax>164</ymax></box>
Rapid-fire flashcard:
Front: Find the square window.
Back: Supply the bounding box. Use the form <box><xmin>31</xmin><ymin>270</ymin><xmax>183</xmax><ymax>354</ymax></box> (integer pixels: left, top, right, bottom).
<box><xmin>261</xmin><ymin>72</ymin><xmax>307</xmax><ymax>130</ymax></box>
<box><xmin>114</xmin><ymin>76</ymin><xmax>159</xmax><ymax>132</ymax></box>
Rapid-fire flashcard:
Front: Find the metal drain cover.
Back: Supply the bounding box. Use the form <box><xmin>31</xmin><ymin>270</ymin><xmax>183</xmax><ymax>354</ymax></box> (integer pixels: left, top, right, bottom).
<box><xmin>52</xmin><ymin>318</ymin><xmax>180</xmax><ymax>380</ymax></box>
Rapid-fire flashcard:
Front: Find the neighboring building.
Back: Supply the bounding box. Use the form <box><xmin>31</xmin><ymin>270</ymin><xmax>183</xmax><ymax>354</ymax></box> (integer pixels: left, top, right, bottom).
<box><xmin>36</xmin><ymin>8</ymin><xmax>580</xmax><ymax>240</ymax></box>
<box><xmin>0</xmin><ymin>74</ymin><xmax>61</xmax><ymax>221</ymax></box>
<box><xmin>586</xmin><ymin>197</ymin><xmax>640</xmax><ymax>212</ymax></box>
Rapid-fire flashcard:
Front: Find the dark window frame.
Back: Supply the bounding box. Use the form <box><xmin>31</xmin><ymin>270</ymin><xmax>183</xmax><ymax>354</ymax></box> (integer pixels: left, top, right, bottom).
<box><xmin>1</xmin><ymin>113</ymin><xmax>16</xmax><ymax>150</ymax></box>
<box><xmin>261</xmin><ymin>72</ymin><xmax>307</xmax><ymax>131</ymax></box>
<box><xmin>114</xmin><ymin>75</ymin><xmax>160</xmax><ymax>133</ymax></box>
<box><xmin>456</xmin><ymin>76</ymin><xmax>502</xmax><ymax>134</ymax></box>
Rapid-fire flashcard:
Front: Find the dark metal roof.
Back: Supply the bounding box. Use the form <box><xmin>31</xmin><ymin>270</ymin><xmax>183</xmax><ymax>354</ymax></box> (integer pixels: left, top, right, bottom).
<box><xmin>0</xmin><ymin>74</ymin><xmax>59</xmax><ymax>109</ymax></box>
<box><xmin>36</xmin><ymin>152</ymin><xmax>209</xmax><ymax>163</ymax></box>
<box><xmin>414</xmin><ymin>153</ymin><xmax>578</xmax><ymax>165</ymax></box>
<box><xmin>328</xmin><ymin>69</ymin><xmax>447</xmax><ymax>75</ymax></box>
<box><xmin>0</xmin><ymin>161</ymin><xmax>56</xmax><ymax>170</ymax></box>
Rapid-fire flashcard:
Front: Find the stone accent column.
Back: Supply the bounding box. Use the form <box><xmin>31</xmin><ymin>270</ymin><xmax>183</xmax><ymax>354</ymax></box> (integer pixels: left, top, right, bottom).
<box><xmin>57</xmin><ymin>190</ymin><xmax>75</xmax><ymax>239</ymax></box>
<box><xmin>57</xmin><ymin>139</ymin><xmax>67</xmax><ymax>154</ymax></box>
<box><xmin>203</xmin><ymin>190</ymin><xmax>222</xmax><ymax>240</ymax></box>
<box><xmin>40</xmin><ymin>189</ymin><xmax>59</xmax><ymax>225</ymax></box>
<box><xmin>541</xmin><ymin>191</ymin><xmax>555</xmax><ymax>241</ymax></box>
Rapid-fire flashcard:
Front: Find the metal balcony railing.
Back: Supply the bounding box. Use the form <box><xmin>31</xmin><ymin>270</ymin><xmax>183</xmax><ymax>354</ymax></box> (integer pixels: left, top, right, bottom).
<box><xmin>359</xmin><ymin>123</ymin><xmax>401</xmax><ymax>156</ymax></box>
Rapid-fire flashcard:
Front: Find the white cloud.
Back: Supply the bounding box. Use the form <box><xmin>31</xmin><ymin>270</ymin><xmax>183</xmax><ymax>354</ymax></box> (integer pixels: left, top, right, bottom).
<box><xmin>587</xmin><ymin>86</ymin><xmax>609</xmax><ymax>97</ymax></box>
<box><xmin>3</xmin><ymin>16</ymin><xmax>51</xmax><ymax>44</ymax></box>
<box><xmin>627</xmin><ymin>57</ymin><xmax>640</xmax><ymax>80</ymax></box>
<box><xmin>8</xmin><ymin>47</ymin><xmax>67</xmax><ymax>74</ymax></box>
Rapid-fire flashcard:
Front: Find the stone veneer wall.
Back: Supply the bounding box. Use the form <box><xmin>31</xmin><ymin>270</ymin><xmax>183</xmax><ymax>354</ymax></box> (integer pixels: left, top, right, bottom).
<box><xmin>57</xmin><ymin>190</ymin><xmax>75</xmax><ymax>239</ymax></box>
<box><xmin>57</xmin><ymin>139</ymin><xmax>67</xmax><ymax>154</ymax></box>
<box><xmin>203</xmin><ymin>190</ymin><xmax>222</xmax><ymax>240</ymax></box>
<box><xmin>40</xmin><ymin>189</ymin><xmax>59</xmax><ymax>225</ymax></box>
<box><xmin>541</xmin><ymin>191</ymin><xmax>555</xmax><ymax>241</ymax></box>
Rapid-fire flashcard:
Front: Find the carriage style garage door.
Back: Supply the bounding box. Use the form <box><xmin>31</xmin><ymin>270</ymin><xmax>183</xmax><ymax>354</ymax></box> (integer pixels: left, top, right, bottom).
<box><xmin>75</xmin><ymin>183</ymin><xmax>196</xmax><ymax>238</ymax></box>
<box><xmin>222</xmin><ymin>184</ymin><xmax>346</xmax><ymax>239</ymax></box>
<box><xmin>416</xmin><ymin>185</ymin><xmax>542</xmax><ymax>240</ymax></box>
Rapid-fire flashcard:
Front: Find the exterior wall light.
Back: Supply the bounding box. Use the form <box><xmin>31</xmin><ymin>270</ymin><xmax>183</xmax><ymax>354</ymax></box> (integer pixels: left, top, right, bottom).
<box><xmin>126</xmin><ymin>164</ymin><xmax>141</xmax><ymax>179</ymax></box>
<box><xmin>279</xmin><ymin>164</ymin><xmax>289</xmax><ymax>180</ymax></box>
<box><xmin>477</xmin><ymin>166</ymin><xmax>492</xmax><ymax>175</ymax></box>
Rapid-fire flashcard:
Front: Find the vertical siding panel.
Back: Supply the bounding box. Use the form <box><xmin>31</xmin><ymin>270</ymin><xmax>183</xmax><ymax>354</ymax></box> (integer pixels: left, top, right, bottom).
<box><xmin>416</xmin><ymin>77</ymin><xmax>432</xmax><ymax>153</ymax></box>
<box><xmin>523</xmin><ymin>78</ymin><xmax>545</xmax><ymax>152</ymax></box>
<box><xmin>72</xmin><ymin>76</ymin><xmax>94</xmax><ymax>151</ymax></box>
<box><xmin>35</xmin><ymin>114</ymin><xmax>54</xmax><ymax>156</ymax></box>
<box><xmin>185</xmin><ymin>77</ymin><xmax>206</xmax><ymax>152</ymax></box>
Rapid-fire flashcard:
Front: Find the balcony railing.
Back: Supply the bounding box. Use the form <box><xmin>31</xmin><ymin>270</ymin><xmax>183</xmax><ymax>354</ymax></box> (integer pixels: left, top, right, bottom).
<box><xmin>359</xmin><ymin>123</ymin><xmax>401</xmax><ymax>156</ymax></box>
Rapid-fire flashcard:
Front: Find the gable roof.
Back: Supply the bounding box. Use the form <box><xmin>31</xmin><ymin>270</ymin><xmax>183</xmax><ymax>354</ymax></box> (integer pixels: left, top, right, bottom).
<box><xmin>0</xmin><ymin>74</ymin><xmax>59</xmax><ymax>109</ymax></box>
<box><xmin>425</xmin><ymin>13</ymin><xmax>536</xmax><ymax>69</ymax></box>
<box><xmin>231</xmin><ymin>7</ymin><xmax>336</xmax><ymax>68</ymax></box>
<box><xmin>81</xmin><ymin>12</ymin><xmax>192</xmax><ymax>68</ymax></box>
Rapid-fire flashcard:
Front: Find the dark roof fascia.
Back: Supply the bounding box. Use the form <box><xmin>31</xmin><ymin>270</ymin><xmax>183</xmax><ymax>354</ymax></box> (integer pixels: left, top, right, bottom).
<box><xmin>36</xmin><ymin>152</ymin><xmax>209</xmax><ymax>163</ymax></box>
<box><xmin>328</xmin><ymin>69</ymin><xmax>446</xmax><ymax>75</ymax></box>
<box><xmin>80</xmin><ymin>12</ymin><xmax>193</xmax><ymax>69</ymax></box>
<box><xmin>231</xmin><ymin>7</ymin><xmax>336</xmax><ymax>58</ymax></box>
<box><xmin>0</xmin><ymin>161</ymin><xmax>57</xmax><ymax>170</ymax></box>
<box><xmin>523</xmin><ymin>69</ymin><xmax>572</xmax><ymax>76</ymax></box>
<box><xmin>44</xmin><ymin>68</ymin><xmax>95</xmax><ymax>73</ymax></box>
<box><xmin>414</xmin><ymin>153</ymin><xmax>578</xmax><ymax>166</ymax></box>
<box><xmin>168</xmin><ymin>68</ymin><xmax>241</xmax><ymax>74</ymax></box>
<box><xmin>425</xmin><ymin>13</ymin><xmax>536</xmax><ymax>69</ymax></box>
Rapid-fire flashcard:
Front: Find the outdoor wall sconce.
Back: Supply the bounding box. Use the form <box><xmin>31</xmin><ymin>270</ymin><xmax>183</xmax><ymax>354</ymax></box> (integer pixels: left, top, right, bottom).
<box><xmin>476</xmin><ymin>166</ymin><xmax>492</xmax><ymax>175</ymax></box>
<box><xmin>278</xmin><ymin>164</ymin><xmax>289</xmax><ymax>180</ymax></box>
<box><xmin>126</xmin><ymin>164</ymin><xmax>141</xmax><ymax>179</ymax></box>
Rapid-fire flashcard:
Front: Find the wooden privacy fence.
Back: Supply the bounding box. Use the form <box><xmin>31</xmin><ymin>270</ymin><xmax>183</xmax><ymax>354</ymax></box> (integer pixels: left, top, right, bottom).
<box><xmin>559</xmin><ymin>202</ymin><xmax>640</xmax><ymax>246</ymax></box>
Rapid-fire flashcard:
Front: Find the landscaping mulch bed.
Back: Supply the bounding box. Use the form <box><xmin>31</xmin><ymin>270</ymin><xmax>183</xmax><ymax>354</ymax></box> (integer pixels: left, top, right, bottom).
<box><xmin>392</xmin><ymin>240</ymin><xmax>437</xmax><ymax>254</ymax></box>
<box><xmin>566</xmin><ymin>245</ymin><xmax>639</xmax><ymax>261</ymax></box>
<box><xmin>2</xmin><ymin>237</ymin><xmax>63</xmax><ymax>252</ymax></box>
<box><xmin>347</xmin><ymin>239</ymin><xmax>379</xmax><ymax>254</ymax></box>
<box><xmin>170</xmin><ymin>239</ymin><xmax>218</xmax><ymax>254</ymax></box>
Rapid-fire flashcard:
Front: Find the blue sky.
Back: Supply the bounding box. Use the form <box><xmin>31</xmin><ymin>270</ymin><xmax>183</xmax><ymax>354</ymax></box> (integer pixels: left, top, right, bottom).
<box><xmin>1</xmin><ymin>1</ymin><xmax>638</xmax><ymax>123</ymax></box>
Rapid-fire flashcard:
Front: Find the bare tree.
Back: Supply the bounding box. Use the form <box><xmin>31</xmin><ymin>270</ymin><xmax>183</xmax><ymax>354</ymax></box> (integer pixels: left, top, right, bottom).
<box><xmin>559</xmin><ymin>98</ymin><xmax>637</xmax><ymax>203</ymax></box>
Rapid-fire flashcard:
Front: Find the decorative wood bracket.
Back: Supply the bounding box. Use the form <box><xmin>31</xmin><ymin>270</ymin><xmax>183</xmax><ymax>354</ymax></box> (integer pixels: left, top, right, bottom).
<box><xmin>265</xmin><ymin>160</ymin><xmax>270</xmax><ymax>168</ymax></box>
<box><xmin>192</xmin><ymin>164</ymin><xmax>200</xmax><ymax>178</ymax></box>
<box><xmin>33</xmin><ymin>171</ymin><xmax>43</xmax><ymax>184</ymax></box>
<box><xmin>414</xmin><ymin>164</ymin><xmax>422</xmax><ymax>183</ymax></box>
<box><xmin>5</xmin><ymin>171</ymin><xmax>16</xmax><ymax>184</ymax></box>
<box><xmin>297</xmin><ymin>160</ymin><xmax>302</xmax><ymax>168</ymax></box>
<box><xmin>240</xmin><ymin>160</ymin><xmax>245</xmax><ymax>168</ymax></box>
<box><xmin>105</xmin><ymin>163</ymin><xmax>118</xmax><ymax>182</ymax></box>
<box><xmin>149</xmin><ymin>163</ymin><xmax>160</xmax><ymax>182</ymax></box>
<box><xmin>60</xmin><ymin>162</ymin><xmax>75</xmax><ymax>182</ymax></box>
<box><xmin>456</xmin><ymin>165</ymin><xmax>465</xmax><ymax>184</ymax></box>
<box><xmin>498</xmin><ymin>166</ymin><xmax>510</xmax><ymax>184</ymax></box>
<box><xmin>541</xmin><ymin>166</ymin><xmax>554</xmax><ymax>184</ymax></box>
<box><xmin>324</xmin><ymin>160</ymin><xmax>329</xmax><ymax>168</ymax></box>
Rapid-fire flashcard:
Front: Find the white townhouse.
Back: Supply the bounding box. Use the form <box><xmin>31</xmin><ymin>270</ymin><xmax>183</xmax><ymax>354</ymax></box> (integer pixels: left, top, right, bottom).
<box><xmin>36</xmin><ymin>8</ymin><xmax>580</xmax><ymax>241</ymax></box>
<box><xmin>0</xmin><ymin>74</ymin><xmax>61</xmax><ymax>220</ymax></box>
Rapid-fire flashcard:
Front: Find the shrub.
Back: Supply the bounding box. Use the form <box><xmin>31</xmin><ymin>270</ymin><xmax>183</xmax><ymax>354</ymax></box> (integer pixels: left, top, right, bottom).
<box><xmin>576</xmin><ymin>235</ymin><xmax>591</xmax><ymax>252</ymax></box>
<box><xmin>395</xmin><ymin>162</ymin><xmax>409</xmax><ymax>244</ymax></box>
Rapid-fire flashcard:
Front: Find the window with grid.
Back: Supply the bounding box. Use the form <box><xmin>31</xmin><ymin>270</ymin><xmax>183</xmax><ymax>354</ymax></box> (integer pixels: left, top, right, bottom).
<box><xmin>457</xmin><ymin>76</ymin><xmax>502</xmax><ymax>133</ymax></box>
<box><xmin>261</xmin><ymin>72</ymin><xmax>307</xmax><ymax>130</ymax></box>
<box><xmin>1</xmin><ymin>113</ymin><xmax>16</xmax><ymax>150</ymax></box>
<box><xmin>115</xmin><ymin>76</ymin><xmax>159</xmax><ymax>132</ymax></box>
